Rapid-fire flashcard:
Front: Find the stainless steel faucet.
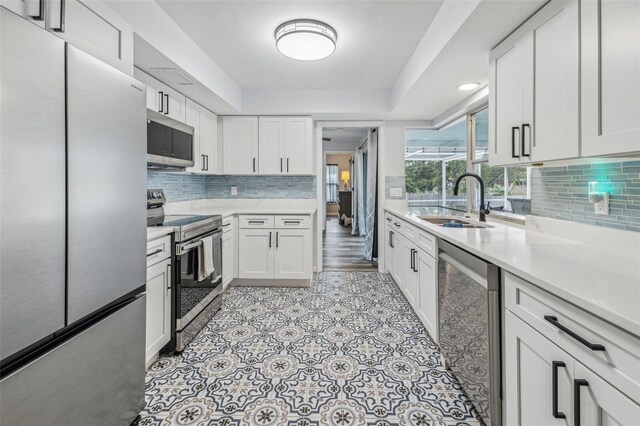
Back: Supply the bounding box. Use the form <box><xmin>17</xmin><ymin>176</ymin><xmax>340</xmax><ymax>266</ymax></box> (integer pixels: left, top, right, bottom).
<box><xmin>453</xmin><ymin>173</ymin><xmax>490</xmax><ymax>222</ymax></box>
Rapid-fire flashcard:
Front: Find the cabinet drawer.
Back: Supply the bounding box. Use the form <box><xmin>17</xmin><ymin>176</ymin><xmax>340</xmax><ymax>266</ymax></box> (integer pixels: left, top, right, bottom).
<box><xmin>416</xmin><ymin>229</ymin><xmax>437</xmax><ymax>259</ymax></box>
<box><xmin>239</xmin><ymin>215</ymin><xmax>274</xmax><ymax>229</ymax></box>
<box><xmin>222</xmin><ymin>218</ymin><xmax>233</xmax><ymax>234</ymax></box>
<box><xmin>275</xmin><ymin>215</ymin><xmax>310</xmax><ymax>229</ymax></box>
<box><xmin>404</xmin><ymin>222</ymin><xmax>417</xmax><ymax>241</ymax></box>
<box><xmin>146</xmin><ymin>235</ymin><xmax>171</xmax><ymax>267</ymax></box>
<box><xmin>505</xmin><ymin>272</ymin><xmax>640</xmax><ymax>401</ymax></box>
<box><xmin>385</xmin><ymin>214</ymin><xmax>404</xmax><ymax>236</ymax></box>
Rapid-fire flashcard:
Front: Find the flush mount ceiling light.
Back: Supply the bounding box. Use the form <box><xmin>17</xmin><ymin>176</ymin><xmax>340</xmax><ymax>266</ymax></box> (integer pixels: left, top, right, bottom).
<box><xmin>275</xmin><ymin>19</ymin><xmax>337</xmax><ymax>61</ymax></box>
<box><xmin>457</xmin><ymin>82</ymin><xmax>480</xmax><ymax>91</ymax></box>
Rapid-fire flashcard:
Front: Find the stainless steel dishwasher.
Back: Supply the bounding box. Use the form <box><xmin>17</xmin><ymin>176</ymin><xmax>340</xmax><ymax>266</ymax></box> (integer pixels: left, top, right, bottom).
<box><xmin>438</xmin><ymin>239</ymin><xmax>501</xmax><ymax>426</ymax></box>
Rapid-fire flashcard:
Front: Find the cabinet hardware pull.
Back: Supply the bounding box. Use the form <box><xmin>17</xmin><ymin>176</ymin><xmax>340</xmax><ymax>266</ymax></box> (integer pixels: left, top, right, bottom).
<box><xmin>201</xmin><ymin>154</ymin><xmax>205</xmax><ymax>171</ymax></box>
<box><xmin>269</xmin><ymin>231</ymin><xmax>272</xmax><ymax>248</ymax></box>
<box><xmin>521</xmin><ymin>123</ymin><xmax>530</xmax><ymax>157</ymax></box>
<box><xmin>222</xmin><ymin>223</ymin><xmax>231</xmax><ymax>227</ymax></box>
<box><xmin>253</xmin><ymin>158</ymin><xmax>256</xmax><ymax>173</ymax></box>
<box><xmin>394</xmin><ymin>222</ymin><xmax>401</xmax><ymax>227</ymax></box>
<box><xmin>248</xmin><ymin>220</ymin><xmax>265</xmax><ymax>224</ymax></box>
<box><xmin>158</xmin><ymin>91</ymin><xmax>164</xmax><ymax>113</ymax></box>
<box><xmin>164</xmin><ymin>94</ymin><xmax>169</xmax><ymax>115</ymax></box>
<box><xmin>167</xmin><ymin>263</ymin><xmax>172</xmax><ymax>290</ymax></box>
<box><xmin>205</xmin><ymin>155</ymin><xmax>209</xmax><ymax>171</ymax></box>
<box><xmin>284</xmin><ymin>220</ymin><xmax>300</xmax><ymax>224</ymax></box>
<box><xmin>410</xmin><ymin>249</ymin><xmax>415</xmax><ymax>271</ymax></box>
<box><xmin>386</xmin><ymin>217</ymin><xmax>392</xmax><ymax>222</ymax></box>
<box><xmin>552</xmin><ymin>361</ymin><xmax>566</xmax><ymax>419</ymax></box>
<box><xmin>31</xmin><ymin>0</ymin><xmax>44</xmax><ymax>20</ymax></box>
<box><xmin>280</xmin><ymin>158</ymin><xmax>283</xmax><ymax>173</ymax></box>
<box><xmin>147</xmin><ymin>249</ymin><xmax>163</xmax><ymax>257</ymax></box>
<box><xmin>573</xmin><ymin>379</ymin><xmax>589</xmax><ymax>426</ymax></box>
<box><xmin>287</xmin><ymin>158</ymin><xmax>289</xmax><ymax>173</ymax></box>
<box><xmin>413</xmin><ymin>250</ymin><xmax>418</xmax><ymax>273</ymax></box>
<box><xmin>511</xmin><ymin>126</ymin><xmax>520</xmax><ymax>158</ymax></box>
<box><xmin>389</xmin><ymin>231</ymin><xmax>394</xmax><ymax>248</ymax></box>
<box><xmin>52</xmin><ymin>0</ymin><xmax>65</xmax><ymax>32</ymax></box>
<box><xmin>544</xmin><ymin>315</ymin><xmax>605</xmax><ymax>351</ymax></box>
<box><xmin>276</xmin><ymin>231</ymin><xmax>279</xmax><ymax>248</ymax></box>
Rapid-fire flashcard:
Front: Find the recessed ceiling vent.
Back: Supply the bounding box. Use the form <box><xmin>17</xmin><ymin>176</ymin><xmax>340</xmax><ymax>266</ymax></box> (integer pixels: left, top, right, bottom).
<box><xmin>149</xmin><ymin>68</ymin><xmax>195</xmax><ymax>86</ymax></box>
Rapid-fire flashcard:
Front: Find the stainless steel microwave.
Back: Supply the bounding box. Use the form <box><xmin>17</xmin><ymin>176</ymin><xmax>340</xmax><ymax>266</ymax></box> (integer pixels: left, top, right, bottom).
<box><xmin>147</xmin><ymin>110</ymin><xmax>194</xmax><ymax>168</ymax></box>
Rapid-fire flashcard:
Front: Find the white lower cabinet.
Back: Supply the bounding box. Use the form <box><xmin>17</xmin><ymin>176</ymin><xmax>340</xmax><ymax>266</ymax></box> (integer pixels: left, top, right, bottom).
<box><xmin>416</xmin><ymin>250</ymin><xmax>438</xmax><ymax>343</ymax></box>
<box><xmin>385</xmin><ymin>212</ymin><xmax>439</xmax><ymax>343</ymax></box>
<box><xmin>505</xmin><ymin>275</ymin><xmax>640</xmax><ymax>426</ymax></box>
<box><xmin>238</xmin><ymin>215</ymin><xmax>312</xmax><ymax>281</ymax></box>
<box><xmin>238</xmin><ymin>229</ymin><xmax>274</xmax><ymax>279</ymax></box>
<box><xmin>145</xmin><ymin>257</ymin><xmax>171</xmax><ymax>366</ymax></box>
<box><xmin>222</xmin><ymin>226</ymin><xmax>235</xmax><ymax>288</ymax></box>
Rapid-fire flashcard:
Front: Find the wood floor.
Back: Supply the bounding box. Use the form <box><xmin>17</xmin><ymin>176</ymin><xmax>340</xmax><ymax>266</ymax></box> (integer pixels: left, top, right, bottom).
<box><xmin>323</xmin><ymin>217</ymin><xmax>378</xmax><ymax>272</ymax></box>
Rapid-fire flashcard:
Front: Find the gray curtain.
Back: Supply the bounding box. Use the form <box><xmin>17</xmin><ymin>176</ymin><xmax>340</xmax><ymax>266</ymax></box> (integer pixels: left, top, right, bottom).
<box><xmin>364</xmin><ymin>129</ymin><xmax>378</xmax><ymax>261</ymax></box>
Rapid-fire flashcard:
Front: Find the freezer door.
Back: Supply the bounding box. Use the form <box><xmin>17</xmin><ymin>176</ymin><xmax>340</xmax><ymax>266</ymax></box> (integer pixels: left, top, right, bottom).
<box><xmin>0</xmin><ymin>295</ymin><xmax>146</xmax><ymax>426</ymax></box>
<box><xmin>66</xmin><ymin>45</ymin><xmax>147</xmax><ymax>324</ymax></box>
<box><xmin>0</xmin><ymin>8</ymin><xmax>66</xmax><ymax>360</ymax></box>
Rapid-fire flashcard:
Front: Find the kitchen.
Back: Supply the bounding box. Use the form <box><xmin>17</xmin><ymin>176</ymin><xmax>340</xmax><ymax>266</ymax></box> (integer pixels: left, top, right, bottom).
<box><xmin>0</xmin><ymin>0</ymin><xmax>638</xmax><ymax>425</ymax></box>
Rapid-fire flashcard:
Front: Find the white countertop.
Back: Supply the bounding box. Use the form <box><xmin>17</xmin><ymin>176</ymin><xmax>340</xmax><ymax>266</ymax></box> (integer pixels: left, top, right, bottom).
<box><xmin>147</xmin><ymin>226</ymin><xmax>174</xmax><ymax>241</ymax></box>
<box><xmin>385</xmin><ymin>206</ymin><xmax>640</xmax><ymax>337</ymax></box>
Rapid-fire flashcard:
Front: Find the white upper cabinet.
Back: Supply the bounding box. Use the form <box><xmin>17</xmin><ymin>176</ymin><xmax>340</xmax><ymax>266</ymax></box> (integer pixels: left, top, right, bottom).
<box><xmin>185</xmin><ymin>99</ymin><xmax>217</xmax><ymax>174</ymax></box>
<box><xmin>134</xmin><ymin>68</ymin><xmax>186</xmax><ymax>123</ymax></box>
<box><xmin>581</xmin><ymin>0</ymin><xmax>640</xmax><ymax>156</ymax></box>
<box><xmin>490</xmin><ymin>0</ymin><xmax>580</xmax><ymax>165</ymax></box>
<box><xmin>1</xmin><ymin>0</ymin><xmax>134</xmax><ymax>75</ymax></box>
<box><xmin>284</xmin><ymin>117</ymin><xmax>313</xmax><ymax>175</ymax></box>
<box><xmin>222</xmin><ymin>116</ymin><xmax>259</xmax><ymax>175</ymax></box>
<box><xmin>258</xmin><ymin>117</ymin><xmax>286</xmax><ymax>174</ymax></box>
<box><xmin>223</xmin><ymin>116</ymin><xmax>312</xmax><ymax>175</ymax></box>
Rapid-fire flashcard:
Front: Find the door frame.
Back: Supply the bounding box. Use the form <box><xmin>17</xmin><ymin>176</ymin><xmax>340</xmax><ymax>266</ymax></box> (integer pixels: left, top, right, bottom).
<box><xmin>315</xmin><ymin>121</ymin><xmax>386</xmax><ymax>273</ymax></box>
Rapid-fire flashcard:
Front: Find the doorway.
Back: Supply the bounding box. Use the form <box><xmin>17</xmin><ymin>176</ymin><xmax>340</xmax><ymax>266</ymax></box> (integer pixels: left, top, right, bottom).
<box><xmin>320</xmin><ymin>126</ymin><xmax>379</xmax><ymax>272</ymax></box>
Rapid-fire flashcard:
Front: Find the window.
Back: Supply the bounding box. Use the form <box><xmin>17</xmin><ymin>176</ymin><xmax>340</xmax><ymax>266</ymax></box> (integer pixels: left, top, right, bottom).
<box><xmin>326</xmin><ymin>164</ymin><xmax>339</xmax><ymax>203</ymax></box>
<box><xmin>405</xmin><ymin>117</ymin><xmax>469</xmax><ymax>211</ymax></box>
<box><xmin>405</xmin><ymin>107</ymin><xmax>532</xmax><ymax>219</ymax></box>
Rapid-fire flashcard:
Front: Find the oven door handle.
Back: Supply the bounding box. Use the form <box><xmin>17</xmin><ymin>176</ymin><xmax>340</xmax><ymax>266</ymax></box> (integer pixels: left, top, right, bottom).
<box><xmin>179</xmin><ymin>240</ymin><xmax>203</xmax><ymax>252</ymax></box>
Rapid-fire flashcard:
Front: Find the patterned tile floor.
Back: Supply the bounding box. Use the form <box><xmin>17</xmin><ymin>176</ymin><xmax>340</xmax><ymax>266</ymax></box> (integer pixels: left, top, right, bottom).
<box><xmin>141</xmin><ymin>272</ymin><xmax>483</xmax><ymax>426</ymax></box>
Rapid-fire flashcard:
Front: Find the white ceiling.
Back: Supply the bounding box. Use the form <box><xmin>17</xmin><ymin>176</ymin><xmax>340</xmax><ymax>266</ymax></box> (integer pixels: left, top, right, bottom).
<box><xmin>109</xmin><ymin>0</ymin><xmax>548</xmax><ymax>121</ymax></box>
<box><xmin>155</xmin><ymin>0</ymin><xmax>444</xmax><ymax>90</ymax></box>
<box><xmin>324</xmin><ymin>127</ymin><xmax>368</xmax><ymax>144</ymax></box>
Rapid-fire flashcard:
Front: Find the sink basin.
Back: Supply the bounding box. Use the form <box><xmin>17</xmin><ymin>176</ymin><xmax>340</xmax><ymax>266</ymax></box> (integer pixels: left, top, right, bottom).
<box><xmin>418</xmin><ymin>216</ymin><xmax>494</xmax><ymax>229</ymax></box>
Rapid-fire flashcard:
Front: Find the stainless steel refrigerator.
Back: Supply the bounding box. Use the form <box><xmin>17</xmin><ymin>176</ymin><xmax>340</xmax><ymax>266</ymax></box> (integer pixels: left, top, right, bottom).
<box><xmin>0</xmin><ymin>8</ymin><xmax>147</xmax><ymax>425</ymax></box>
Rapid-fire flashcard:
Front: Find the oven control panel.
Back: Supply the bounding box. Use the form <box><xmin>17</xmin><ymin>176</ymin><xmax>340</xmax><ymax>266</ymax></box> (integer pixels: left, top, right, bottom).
<box><xmin>147</xmin><ymin>189</ymin><xmax>166</xmax><ymax>207</ymax></box>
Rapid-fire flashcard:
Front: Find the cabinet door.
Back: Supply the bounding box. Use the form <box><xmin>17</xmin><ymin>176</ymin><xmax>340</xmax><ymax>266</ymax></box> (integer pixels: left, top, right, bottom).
<box><xmin>528</xmin><ymin>0</ymin><xmax>579</xmax><ymax>161</ymax></box>
<box><xmin>1</xmin><ymin>0</ymin><xmax>46</xmax><ymax>27</ymax></box>
<box><xmin>403</xmin><ymin>241</ymin><xmax>418</xmax><ymax>309</ymax></box>
<box><xmin>185</xmin><ymin>100</ymin><xmax>203</xmax><ymax>173</ymax></box>
<box><xmin>392</xmin><ymin>234</ymin><xmax>404</xmax><ymax>289</ymax></box>
<box><xmin>223</xmin><ymin>116</ymin><xmax>259</xmax><ymax>174</ymax></box>
<box><xmin>574</xmin><ymin>362</ymin><xmax>640</xmax><ymax>426</ymax></box>
<box><xmin>238</xmin><ymin>229</ymin><xmax>274</xmax><ymax>279</ymax></box>
<box><xmin>416</xmin><ymin>250</ymin><xmax>438</xmax><ymax>343</ymax></box>
<box><xmin>134</xmin><ymin>68</ymin><xmax>159</xmax><ymax>112</ymax></box>
<box><xmin>222</xmin><ymin>231</ymin><xmax>234</xmax><ymax>287</ymax></box>
<box><xmin>385</xmin><ymin>226</ymin><xmax>395</xmax><ymax>277</ymax></box>
<box><xmin>505</xmin><ymin>310</ymin><xmax>574</xmax><ymax>426</ymax></box>
<box><xmin>284</xmin><ymin>117</ymin><xmax>313</xmax><ymax>174</ymax></box>
<box><xmin>258</xmin><ymin>116</ymin><xmax>286</xmax><ymax>174</ymax></box>
<box><xmin>581</xmin><ymin>0</ymin><xmax>640</xmax><ymax>156</ymax></box>
<box><xmin>49</xmin><ymin>0</ymin><xmax>134</xmax><ymax>75</ymax></box>
<box><xmin>164</xmin><ymin>89</ymin><xmax>186</xmax><ymax>123</ymax></box>
<box><xmin>490</xmin><ymin>41</ymin><xmax>526</xmax><ymax>166</ymax></box>
<box><xmin>274</xmin><ymin>229</ymin><xmax>311</xmax><ymax>280</ymax></box>
<box><xmin>200</xmin><ymin>108</ymin><xmax>217</xmax><ymax>174</ymax></box>
<box><xmin>145</xmin><ymin>258</ymin><xmax>171</xmax><ymax>364</ymax></box>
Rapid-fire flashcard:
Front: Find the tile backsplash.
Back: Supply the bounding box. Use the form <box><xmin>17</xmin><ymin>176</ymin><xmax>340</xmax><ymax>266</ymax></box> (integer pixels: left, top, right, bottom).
<box><xmin>385</xmin><ymin>176</ymin><xmax>406</xmax><ymax>200</ymax></box>
<box><xmin>147</xmin><ymin>170</ymin><xmax>316</xmax><ymax>202</ymax></box>
<box><xmin>531</xmin><ymin>161</ymin><xmax>640</xmax><ymax>232</ymax></box>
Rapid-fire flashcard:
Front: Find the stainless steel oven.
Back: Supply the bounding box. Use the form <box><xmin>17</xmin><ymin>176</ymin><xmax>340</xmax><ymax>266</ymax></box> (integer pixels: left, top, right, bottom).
<box><xmin>174</xmin><ymin>227</ymin><xmax>223</xmax><ymax>351</ymax></box>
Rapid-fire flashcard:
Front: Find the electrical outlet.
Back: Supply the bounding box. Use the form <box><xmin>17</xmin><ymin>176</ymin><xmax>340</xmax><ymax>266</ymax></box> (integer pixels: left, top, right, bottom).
<box><xmin>594</xmin><ymin>193</ymin><xmax>609</xmax><ymax>215</ymax></box>
<box><xmin>230</xmin><ymin>186</ymin><xmax>237</xmax><ymax>196</ymax></box>
<box><xmin>390</xmin><ymin>187</ymin><xmax>403</xmax><ymax>197</ymax></box>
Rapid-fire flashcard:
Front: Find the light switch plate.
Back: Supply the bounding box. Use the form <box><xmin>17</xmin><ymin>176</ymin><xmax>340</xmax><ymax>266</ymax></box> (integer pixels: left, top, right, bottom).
<box><xmin>230</xmin><ymin>186</ymin><xmax>238</xmax><ymax>196</ymax></box>
<box><xmin>390</xmin><ymin>187</ymin><xmax>403</xmax><ymax>197</ymax></box>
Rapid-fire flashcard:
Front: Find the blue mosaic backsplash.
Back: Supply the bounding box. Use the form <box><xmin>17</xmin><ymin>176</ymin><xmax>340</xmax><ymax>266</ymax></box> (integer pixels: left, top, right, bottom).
<box><xmin>385</xmin><ymin>176</ymin><xmax>406</xmax><ymax>200</ymax></box>
<box><xmin>147</xmin><ymin>170</ymin><xmax>316</xmax><ymax>202</ymax></box>
<box><xmin>531</xmin><ymin>160</ymin><xmax>640</xmax><ymax>232</ymax></box>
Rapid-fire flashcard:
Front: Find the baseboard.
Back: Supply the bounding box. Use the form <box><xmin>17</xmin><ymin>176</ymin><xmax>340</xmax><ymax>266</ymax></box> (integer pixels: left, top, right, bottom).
<box><xmin>230</xmin><ymin>278</ymin><xmax>311</xmax><ymax>288</ymax></box>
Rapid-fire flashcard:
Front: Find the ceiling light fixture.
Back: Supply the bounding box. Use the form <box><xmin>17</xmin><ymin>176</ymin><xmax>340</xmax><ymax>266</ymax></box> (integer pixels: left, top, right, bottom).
<box><xmin>275</xmin><ymin>19</ymin><xmax>337</xmax><ymax>61</ymax></box>
<box><xmin>457</xmin><ymin>82</ymin><xmax>480</xmax><ymax>91</ymax></box>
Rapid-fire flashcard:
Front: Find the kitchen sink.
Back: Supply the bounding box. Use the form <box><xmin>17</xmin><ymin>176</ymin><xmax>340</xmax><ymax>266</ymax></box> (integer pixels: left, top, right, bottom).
<box><xmin>419</xmin><ymin>216</ymin><xmax>494</xmax><ymax>229</ymax></box>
